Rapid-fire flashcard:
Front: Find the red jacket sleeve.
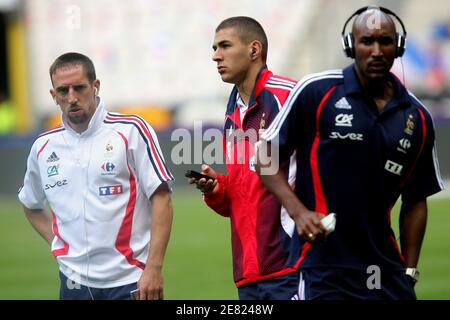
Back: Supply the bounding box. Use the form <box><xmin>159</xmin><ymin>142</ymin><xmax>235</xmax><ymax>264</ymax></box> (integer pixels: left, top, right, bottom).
<box><xmin>203</xmin><ymin>173</ymin><xmax>231</xmax><ymax>217</ymax></box>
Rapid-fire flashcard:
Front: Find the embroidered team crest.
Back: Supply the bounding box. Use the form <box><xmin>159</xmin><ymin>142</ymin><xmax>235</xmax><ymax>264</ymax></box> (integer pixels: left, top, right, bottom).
<box><xmin>404</xmin><ymin>114</ymin><xmax>415</xmax><ymax>135</ymax></box>
<box><xmin>105</xmin><ymin>143</ymin><xmax>113</xmax><ymax>152</ymax></box>
<box><xmin>104</xmin><ymin>142</ymin><xmax>114</xmax><ymax>158</ymax></box>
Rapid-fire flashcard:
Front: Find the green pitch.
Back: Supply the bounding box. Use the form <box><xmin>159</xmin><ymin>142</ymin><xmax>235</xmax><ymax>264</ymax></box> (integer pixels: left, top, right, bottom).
<box><xmin>0</xmin><ymin>190</ymin><xmax>236</xmax><ymax>300</ymax></box>
<box><xmin>0</xmin><ymin>192</ymin><xmax>448</xmax><ymax>299</ymax></box>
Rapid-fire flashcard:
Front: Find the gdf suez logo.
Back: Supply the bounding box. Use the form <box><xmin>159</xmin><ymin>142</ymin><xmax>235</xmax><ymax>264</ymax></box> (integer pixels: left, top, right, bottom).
<box><xmin>329</xmin><ymin>131</ymin><xmax>363</xmax><ymax>141</ymax></box>
<box><xmin>44</xmin><ymin>179</ymin><xmax>68</xmax><ymax>190</ymax></box>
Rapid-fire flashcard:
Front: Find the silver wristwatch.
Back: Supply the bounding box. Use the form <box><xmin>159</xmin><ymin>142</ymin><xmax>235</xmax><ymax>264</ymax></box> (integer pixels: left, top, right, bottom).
<box><xmin>405</xmin><ymin>268</ymin><xmax>420</xmax><ymax>283</ymax></box>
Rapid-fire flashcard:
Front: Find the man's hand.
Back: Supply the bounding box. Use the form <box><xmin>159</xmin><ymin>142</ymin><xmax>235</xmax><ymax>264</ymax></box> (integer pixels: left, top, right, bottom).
<box><xmin>144</xmin><ymin>183</ymin><xmax>172</xmax><ymax>300</ymax></box>
<box><xmin>291</xmin><ymin>207</ymin><xmax>329</xmax><ymax>242</ymax></box>
<box><xmin>188</xmin><ymin>164</ymin><xmax>219</xmax><ymax>195</ymax></box>
<box><xmin>137</xmin><ymin>265</ymin><xmax>164</xmax><ymax>300</ymax></box>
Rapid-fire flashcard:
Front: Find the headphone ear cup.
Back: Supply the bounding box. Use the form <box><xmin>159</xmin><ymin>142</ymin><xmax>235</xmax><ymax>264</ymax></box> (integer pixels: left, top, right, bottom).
<box><xmin>342</xmin><ymin>33</ymin><xmax>355</xmax><ymax>58</ymax></box>
<box><xmin>396</xmin><ymin>32</ymin><xmax>406</xmax><ymax>58</ymax></box>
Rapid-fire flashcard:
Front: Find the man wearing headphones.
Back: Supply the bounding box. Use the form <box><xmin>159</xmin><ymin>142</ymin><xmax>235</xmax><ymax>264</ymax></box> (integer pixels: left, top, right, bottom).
<box><xmin>257</xmin><ymin>7</ymin><xmax>444</xmax><ymax>299</ymax></box>
<box><xmin>188</xmin><ymin>16</ymin><xmax>301</xmax><ymax>299</ymax></box>
<box><xmin>18</xmin><ymin>52</ymin><xmax>174</xmax><ymax>299</ymax></box>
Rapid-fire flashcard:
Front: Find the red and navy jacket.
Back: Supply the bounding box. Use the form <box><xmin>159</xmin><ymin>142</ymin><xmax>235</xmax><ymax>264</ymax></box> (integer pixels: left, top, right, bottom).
<box><xmin>204</xmin><ymin>66</ymin><xmax>301</xmax><ymax>287</ymax></box>
<box><xmin>262</xmin><ymin>65</ymin><xmax>444</xmax><ymax>271</ymax></box>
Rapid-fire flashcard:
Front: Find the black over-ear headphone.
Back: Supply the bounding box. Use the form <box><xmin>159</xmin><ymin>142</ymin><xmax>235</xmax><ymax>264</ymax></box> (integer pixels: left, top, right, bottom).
<box><xmin>341</xmin><ymin>6</ymin><xmax>407</xmax><ymax>59</ymax></box>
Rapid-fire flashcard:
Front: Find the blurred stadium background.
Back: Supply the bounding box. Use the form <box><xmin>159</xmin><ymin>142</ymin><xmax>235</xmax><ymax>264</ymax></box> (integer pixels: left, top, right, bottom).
<box><xmin>0</xmin><ymin>0</ymin><xmax>448</xmax><ymax>299</ymax></box>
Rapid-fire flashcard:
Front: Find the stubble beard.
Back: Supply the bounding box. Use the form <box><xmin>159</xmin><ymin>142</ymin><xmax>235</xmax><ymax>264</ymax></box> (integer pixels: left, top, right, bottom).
<box><xmin>67</xmin><ymin>111</ymin><xmax>89</xmax><ymax>125</ymax></box>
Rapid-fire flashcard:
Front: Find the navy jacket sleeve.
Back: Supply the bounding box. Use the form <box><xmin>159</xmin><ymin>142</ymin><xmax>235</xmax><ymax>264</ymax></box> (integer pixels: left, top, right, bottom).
<box><xmin>401</xmin><ymin>108</ymin><xmax>444</xmax><ymax>203</ymax></box>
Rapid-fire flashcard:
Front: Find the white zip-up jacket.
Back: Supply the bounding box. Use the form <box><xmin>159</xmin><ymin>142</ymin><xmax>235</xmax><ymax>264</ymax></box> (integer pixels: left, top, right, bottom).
<box><xmin>18</xmin><ymin>97</ymin><xmax>174</xmax><ymax>288</ymax></box>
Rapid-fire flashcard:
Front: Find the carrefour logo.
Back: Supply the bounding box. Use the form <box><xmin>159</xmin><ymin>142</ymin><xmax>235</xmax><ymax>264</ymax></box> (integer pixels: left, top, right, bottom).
<box><xmin>101</xmin><ymin>162</ymin><xmax>116</xmax><ymax>175</ymax></box>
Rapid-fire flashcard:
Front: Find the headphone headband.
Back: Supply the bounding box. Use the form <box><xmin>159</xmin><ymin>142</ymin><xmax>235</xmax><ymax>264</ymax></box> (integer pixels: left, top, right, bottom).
<box><xmin>341</xmin><ymin>6</ymin><xmax>407</xmax><ymax>58</ymax></box>
<box><xmin>341</xmin><ymin>6</ymin><xmax>407</xmax><ymax>37</ymax></box>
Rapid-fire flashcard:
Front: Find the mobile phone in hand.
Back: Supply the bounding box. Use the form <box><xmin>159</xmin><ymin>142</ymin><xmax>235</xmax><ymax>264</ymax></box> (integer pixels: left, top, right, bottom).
<box><xmin>185</xmin><ymin>170</ymin><xmax>215</xmax><ymax>182</ymax></box>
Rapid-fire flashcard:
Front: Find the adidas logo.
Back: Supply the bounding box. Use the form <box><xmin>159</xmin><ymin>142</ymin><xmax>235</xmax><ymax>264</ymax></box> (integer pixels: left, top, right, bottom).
<box><xmin>335</xmin><ymin>97</ymin><xmax>352</xmax><ymax>110</ymax></box>
<box><xmin>46</xmin><ymin>152</ymin><xmax>60</xmax><ymax>163</ymax></box>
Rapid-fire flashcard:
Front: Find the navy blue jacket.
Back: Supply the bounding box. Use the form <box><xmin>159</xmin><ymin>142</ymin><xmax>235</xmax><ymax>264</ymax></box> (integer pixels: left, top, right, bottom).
<box><xmin>262</xmin><ymin>64</ymin><xmax>444</xmax><ymax>271</ymax></box>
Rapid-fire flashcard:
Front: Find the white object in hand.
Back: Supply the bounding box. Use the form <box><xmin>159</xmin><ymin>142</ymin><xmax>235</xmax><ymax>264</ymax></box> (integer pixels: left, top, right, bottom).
<box><xmin>321</xmin><ymin>213</ymin><xmax>336</xmax><ymax>232</ymax></box>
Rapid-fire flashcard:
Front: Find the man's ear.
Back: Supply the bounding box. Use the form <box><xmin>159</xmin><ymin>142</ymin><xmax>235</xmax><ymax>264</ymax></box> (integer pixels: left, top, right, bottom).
<box><xmin>93</xmin><ymin>80</ymin><xmax>100</xmax><ymax>96</ymax></box>
<box><xmin>50</xmin><ymin>89</ymin><xmax>57</xmax><ymax>104</ymax></box>
<box><xmin>249</xmin><ymin>40</ymin><xmax>262</xmax><ymax>60</ymax></box>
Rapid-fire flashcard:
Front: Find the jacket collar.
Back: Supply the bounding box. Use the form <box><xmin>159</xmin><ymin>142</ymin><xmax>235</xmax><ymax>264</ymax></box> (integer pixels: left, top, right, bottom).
<box><xmin>226</xmin><ymin>65</ymin><xmax>272</xmax><ymax>116</ymax></box>
<box><xmin>61</xmin><ymin>96</ymin><xmax>106</xmax><ymax>137</ymax></box>
<box><xmin>343</xmin><ymin>64</ymin><xmax>410</xmax><ymax>106</ymax></box>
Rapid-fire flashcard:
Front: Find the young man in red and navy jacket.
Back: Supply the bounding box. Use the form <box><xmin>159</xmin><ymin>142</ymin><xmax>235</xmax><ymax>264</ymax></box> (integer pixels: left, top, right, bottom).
<box><xmin>188</xmin><ymin>16</ymin><xmax>300</xmax><ymax>300</ymax></box>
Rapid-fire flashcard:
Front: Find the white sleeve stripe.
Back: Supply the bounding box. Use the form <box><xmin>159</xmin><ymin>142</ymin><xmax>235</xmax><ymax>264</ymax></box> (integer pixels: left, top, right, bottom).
<box><xmin>267</xmin><ymin>79</ymin><xmax>295</xmax><ymax>87</ymax></box>
<box><xmin>433</xmin><ymin>145</ymin><xmax>445</xmax><ymax>190</ymax></box>
<box><xmin>273</xmin><ymin>94</ymin><xmax>282</xmax><ymax>111</ymax></box>
<box><xmin>267</xmin><ymin>80</ymin><xmax>295</xmax><ymax>88</ymax></box>
<box><xmin>262</xmin><ymin>72</ymin><xmax>343</xmax><ymax>141</ymax></box>
<box><xmin>269</xmin><ymin>76</ymin><xmax>297</xmax><ymax>85</ymax></box>
<box><xmin>262</xmin><ymin>70</ymin><xmax>343</xmax><ymax>141</ymax></box>
<box><xmin>407</xmin><ymin>91</ymin><xmax>434</xmax><ymax>118</ymax></box>
<box><xmin>104</xmin><ymin>115</ymin><xmax>174</xmax><ymax>181</ymax></box>
<box><xmin>407</xmin><ymin>91</ymin><xmax>444</xmax><ymax>190</ymax></box>
<box><xmin>265</xmin><ymin>83</ymin><xmax>295</xmax><ymax>90</ymax></box>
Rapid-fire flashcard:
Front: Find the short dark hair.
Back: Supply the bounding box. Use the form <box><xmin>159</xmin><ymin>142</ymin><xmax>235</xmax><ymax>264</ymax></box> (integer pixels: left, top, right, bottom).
<box><xmin>216</xmin><ymin>16</ymin><xmax>268</xmax><ymax>62</ymax></box>
<box><xmin>49</xmin><ymin>52</ymin><xmax>96</xmax><ymax>85</ymax></box>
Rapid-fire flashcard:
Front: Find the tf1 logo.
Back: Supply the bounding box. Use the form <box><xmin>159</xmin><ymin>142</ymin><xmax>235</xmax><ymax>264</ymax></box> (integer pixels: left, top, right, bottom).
<box><xmin>99</xmin><ymin>185</ymin><xmax>123</xmax><ymax>196</ymax></box>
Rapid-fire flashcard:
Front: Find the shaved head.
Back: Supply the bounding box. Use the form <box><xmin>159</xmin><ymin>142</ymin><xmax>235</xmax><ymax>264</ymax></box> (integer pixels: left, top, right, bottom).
<box><xmin>216</xmin><ymin>16</ymin><xmax>268</xmax><ymax>62</ymax></box>
<box><xmin>350</xmin><ymin>8</ymin><xmax>399</xmax><ymax>86</ymax></box>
